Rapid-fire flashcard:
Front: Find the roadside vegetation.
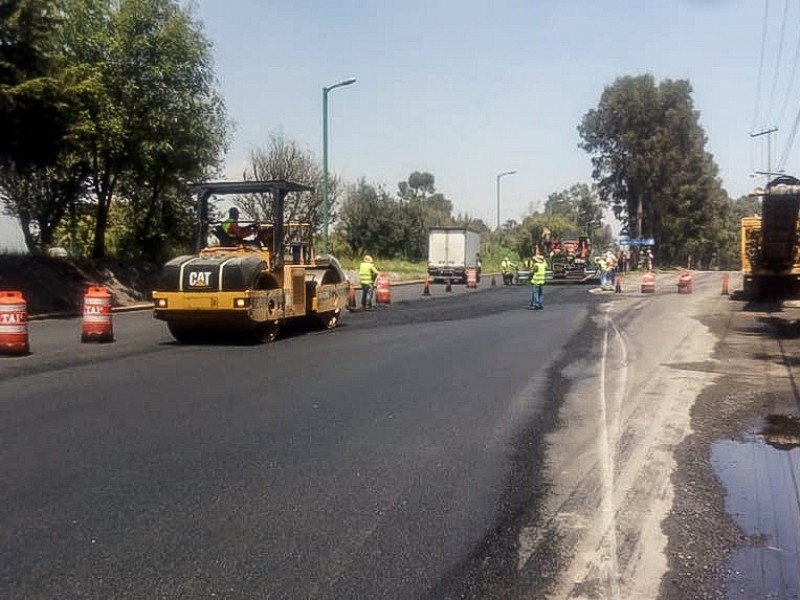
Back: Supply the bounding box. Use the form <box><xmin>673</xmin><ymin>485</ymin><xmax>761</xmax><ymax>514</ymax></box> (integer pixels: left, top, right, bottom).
<box><xmin>2</xmin><ymin>2</ymin><xmax>757</xmax><ymax>274</ymax></box>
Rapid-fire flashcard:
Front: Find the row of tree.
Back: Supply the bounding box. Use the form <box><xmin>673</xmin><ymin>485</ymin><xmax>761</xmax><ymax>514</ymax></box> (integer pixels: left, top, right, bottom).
<box><xmin>1</xmin><ymin>0</ymin><xmax>227</xmax><ymax>260</ymax></box>
<box><xmin>1</xmin><ymin>3</ymin><xmax>760</xmax><ymax>268</ymax></box>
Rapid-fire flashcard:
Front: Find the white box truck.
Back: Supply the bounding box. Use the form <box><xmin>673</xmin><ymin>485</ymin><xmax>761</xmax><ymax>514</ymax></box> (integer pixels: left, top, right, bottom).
<box><xmin>427</xmin><ymin>227</ymin><xmax>481</xmax><ymax>284</ymax></box>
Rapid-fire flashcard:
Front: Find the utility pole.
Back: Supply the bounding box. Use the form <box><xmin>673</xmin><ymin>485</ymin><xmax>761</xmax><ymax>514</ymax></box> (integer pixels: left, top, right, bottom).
<box><xmin>751</xmin><ymin>127</ymin><xmax>779</xmax><ymax>180</ymax></box>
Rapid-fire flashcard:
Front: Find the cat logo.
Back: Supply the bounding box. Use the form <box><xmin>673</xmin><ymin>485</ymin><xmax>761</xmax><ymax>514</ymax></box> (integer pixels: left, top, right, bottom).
<box><xmin>189</xmin><ymin>271</ymin><xmax>213</xmax><ymax>287</ymax></box>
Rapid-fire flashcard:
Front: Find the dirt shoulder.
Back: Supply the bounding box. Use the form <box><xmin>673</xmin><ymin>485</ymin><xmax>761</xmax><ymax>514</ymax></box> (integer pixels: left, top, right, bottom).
<box><xmin>0</xmin><ymin>255</ymin><xmax>159</xmax><ymax>315</ymax></box>
<box><xmin>661</xmin><ymin>282</ymin><xmax>800</xmax><ymax>599</ymax></box>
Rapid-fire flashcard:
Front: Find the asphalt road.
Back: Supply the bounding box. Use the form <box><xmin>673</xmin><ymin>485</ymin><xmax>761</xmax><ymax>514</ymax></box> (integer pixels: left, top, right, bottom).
<box><xmin>0</xmin><ymin>280</ymin><xmax>598</xmax><ymax>599</ymax></box>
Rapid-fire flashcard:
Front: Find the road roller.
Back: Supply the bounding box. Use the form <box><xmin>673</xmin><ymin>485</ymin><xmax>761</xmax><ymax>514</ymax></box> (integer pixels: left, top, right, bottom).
<box><xmin>152</xmin><ymin>180</ymin><xmax>349</xmax><ymax>343</ymax></box>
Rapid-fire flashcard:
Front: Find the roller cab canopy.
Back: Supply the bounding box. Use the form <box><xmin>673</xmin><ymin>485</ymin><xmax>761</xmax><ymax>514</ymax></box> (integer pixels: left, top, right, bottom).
<box><xmin>190</xmin><ymin>179</ymin><xmax>315</xmax><ymax>266</ymax></box>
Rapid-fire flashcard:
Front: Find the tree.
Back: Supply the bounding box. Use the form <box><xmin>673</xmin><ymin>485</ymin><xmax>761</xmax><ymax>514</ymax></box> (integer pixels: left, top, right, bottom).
<box><xmin>395</xmin><ymin>171</ymin><xmax>454</xmax><ymax>260</ymax></box>
<box><xmin>0</xmin><ymin>0</ymin><xmax>68</xmax><ymax>171</ymax></box>
<box><xmin>579</xmin><ymin>74</ymin><xmax>729</xmax><ymax>266</ymax></box>
<box><xmin>543</xmin><ymin>183</ymin><xmax>604</xmax><ymax>235</ymax></box>
<box><xmin>238</xmin><ymin>132</ymin><xmax>335</xmax><ymax>243</ymax></box>
<box><xmin>397</xmin><ymin>171</ymin><xmax>435</xmax><ymax>201</ymax></box>
<box><xmin>111</xmin><ymin>0</ymin><xmax>228</xmax><ymax>261</ymax></box>
<box><xmin>336</xmin><ymin>179</ymin><xmax>400</xmax><ymax>259</ymax></box>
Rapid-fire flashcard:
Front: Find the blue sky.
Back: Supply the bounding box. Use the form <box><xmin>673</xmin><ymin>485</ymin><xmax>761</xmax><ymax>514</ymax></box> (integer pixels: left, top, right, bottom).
<box><xmin>0</xmin><ymin>0</ymin><xmax>792</xmax><ymax>249</ymax></box>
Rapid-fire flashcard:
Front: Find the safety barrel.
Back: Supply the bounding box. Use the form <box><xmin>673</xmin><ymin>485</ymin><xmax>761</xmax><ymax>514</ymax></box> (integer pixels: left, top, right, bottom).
<box><xmin>374</xmin><ymin>273</ymin><xmax>391</xmax><ymax>304</ymax></box>
<box><xmin>0</xmin><ymin>291</ymin><xmax>29</xmax><ymax>355</ymax></box>
<box><xmin>677</xmin><ymin>271</ymin><xmax>693</xmax><ymax>294</ymax></box>
<box><xmin>81</xmin><ymin>286</ymin><xmax>114</xmax><ymax>343</ymax></box>
<box><xmin>641</xmin><ymin>271</ymin><xmax>655</xmax><ymax>294</ymax></box>
<box><xmin>466</xmin><ymin>267</ymin><xmax>478</xmax><ymax>289</ymax></box>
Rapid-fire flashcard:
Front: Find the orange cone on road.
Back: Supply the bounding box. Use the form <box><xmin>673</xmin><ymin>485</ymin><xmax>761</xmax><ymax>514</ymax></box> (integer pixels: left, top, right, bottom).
<box><xmin>81</xmin><ymin>285</ymin><xmax>114</xmax><ymax>343</ymax></box>
<box><xmin>423</xmin><ymin>278</ymin><xmax>431</xmax><ymax>296</ymax></box>
<box><xmin>722</xmin><ymin>272</ymin><xmax>729</xmax><ymax>295</ymax></box>
<box><xmin>347</xmin><ymin>283</ymin><xmax>357</xmax><ymax>311</ymax></box>
<box><xmin>0</xmin><ymin>290</ymin><xmax>29</xmax><ymax>355</ymax></box>
<box><xmin>615</xmin><ymin>274</ymin><xmax>622</xmax><ymax>293</ymax></box>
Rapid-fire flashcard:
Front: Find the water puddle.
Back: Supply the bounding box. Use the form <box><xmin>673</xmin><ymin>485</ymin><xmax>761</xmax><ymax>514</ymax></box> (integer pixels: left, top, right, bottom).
<box><xmin>711</xmin><ymin>415</ymin><xmax>800</xmax><ymax>599</ymax></box>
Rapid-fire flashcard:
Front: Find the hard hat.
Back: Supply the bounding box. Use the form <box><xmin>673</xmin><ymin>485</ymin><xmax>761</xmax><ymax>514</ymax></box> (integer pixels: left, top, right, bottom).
<box><xmin>534</xmin><ymin>255</ymin><xmax>544</xmax><ymax>261</ymax></box>
<box><xmin>364</xmin><ymin>255</ymin><xmax>373</xmax><ymax>263</ymax></box>
<box><xmin>229</xmin><ymin>207</ymin><xmax>239</xmax><ymax>218</ymax></box>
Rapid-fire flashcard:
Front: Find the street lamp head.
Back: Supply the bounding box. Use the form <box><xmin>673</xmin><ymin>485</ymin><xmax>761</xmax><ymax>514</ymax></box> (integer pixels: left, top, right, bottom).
<box><xmin>325</xmin><ymin>77</ymin><xmax>357</xmax><ymax>92</ymax></box>
<box><xmin>497</xmin><ymin>170</ymin><xmax>517</xmax><ymax>179</ymax></box>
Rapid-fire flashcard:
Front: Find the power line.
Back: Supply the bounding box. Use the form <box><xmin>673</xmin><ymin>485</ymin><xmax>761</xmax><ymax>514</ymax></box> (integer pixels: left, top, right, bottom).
<box><xmin>775</xmin><ymin>0</ymin><xmax>800</xmax><ymax>127</ymax></box>
<box><xmin>764</xmin><ymin>0</ymin><xmax>791</xmax><ymax>126</ymax></box>
<box><xmin>752</xmin><ymin>0</ymin><xmax>772</xmax><ymax>131</ymax></box>
<box><xmin>777</xmin><ymin>102</ymin><xmax>800</xmax><ymax>169</ymax></box>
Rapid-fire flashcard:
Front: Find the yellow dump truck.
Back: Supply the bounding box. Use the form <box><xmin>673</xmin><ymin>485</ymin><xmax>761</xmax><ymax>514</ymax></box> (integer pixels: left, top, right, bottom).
<box><xmin>742</xmin><ymin>176</ymin><xmax>800</xmax><ymax>299</ymax></box>
<box><xmin>152</xmin><ymin>180</ymin><xmax>349</xmax><ymax>343</ymax></box>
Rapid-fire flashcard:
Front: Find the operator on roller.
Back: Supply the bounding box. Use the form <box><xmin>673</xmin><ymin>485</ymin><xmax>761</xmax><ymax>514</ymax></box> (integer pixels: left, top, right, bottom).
<box><xmin>221</xmin><ymin>207</ymin><xmax>257</xmax><ymax>243</ymax></box>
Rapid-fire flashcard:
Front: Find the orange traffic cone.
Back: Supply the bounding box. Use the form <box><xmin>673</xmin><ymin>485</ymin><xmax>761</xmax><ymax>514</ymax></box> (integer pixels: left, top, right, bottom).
<box><xmin>0</xmin><ymin>290</ymin><xmax>29</xmax><ymax>355</ymax></box>
<box><xmin>81</xmin><ymin>285</ymin><xmax>114</xmax><ymax>343</ymax></box>
<box><xmin>721</xmin><ymin>272</ymin><xmax>729</xmax><ymax>295</ymax></box>
<box><xmin>423</xmin><ymin>278</ymin><xmax>431</xmax><ymax>296</ymax></box>
<box><xmin>615</xmin><ymin>274</ymin><xmax>622</xmax><ymax>293</ymax></box>
<box><xmin>347</xmin><ymin>283</ymin><xmax>357</xmax><ymax>311</ymax></box>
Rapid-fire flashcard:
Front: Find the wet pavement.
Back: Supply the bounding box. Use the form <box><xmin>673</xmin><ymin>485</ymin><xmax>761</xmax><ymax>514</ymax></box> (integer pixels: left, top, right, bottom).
<box><xmin>712</xmin><ymin>416</ymin><xmax>800</xmax><ymax>600</ymax></box>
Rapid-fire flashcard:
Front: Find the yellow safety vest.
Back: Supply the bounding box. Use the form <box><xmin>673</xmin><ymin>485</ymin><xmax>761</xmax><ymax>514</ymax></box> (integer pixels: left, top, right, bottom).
<box><xmin>531</xmin><ymin>260</ymin><xmax>547</xmax><ymax>285</ymax></box>
<box><xmin>359</xmin><ymin>261</ymin><xmax>376</xmax><ymax>285</ymax></box>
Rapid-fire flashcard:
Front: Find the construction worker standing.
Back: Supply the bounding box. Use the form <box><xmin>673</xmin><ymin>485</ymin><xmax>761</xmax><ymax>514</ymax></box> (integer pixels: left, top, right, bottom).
<box><xmin>359</xmin><ymin>255</ymin><xmax>379</xmax><ymax>310</ymax></box>
<box><xmin>530</xmin><ymin>254</ymin><xmax>548</xmax><ymax>310</ymax></box>
<box><xmin>501</xmin><ymin>256</ymin><xmax>515</xmax><ymax>285</ymax></box>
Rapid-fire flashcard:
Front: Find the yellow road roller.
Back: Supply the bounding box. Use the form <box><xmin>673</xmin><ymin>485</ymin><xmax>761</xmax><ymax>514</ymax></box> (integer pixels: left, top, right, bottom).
<box><xmin>152</xmin><ymin>180</ymin><xmax>349</xmax><ymax>343</ymax></box>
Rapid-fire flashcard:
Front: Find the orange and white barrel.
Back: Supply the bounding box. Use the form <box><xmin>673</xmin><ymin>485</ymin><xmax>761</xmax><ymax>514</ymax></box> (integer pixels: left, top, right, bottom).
<box><xmin>374</xmin><ymin>273</ymin><xmax>391</xmax><ymax>304</ymax></box>
<box><xmin>81</xmin><ymin>286</ymin><xmax>114</xmax><ymax>343</ymax></box>
<box><xmin>641</xmin><ymin>271</ymin><xmax>655</xmax><ymax>294</ymax></box>
<box><xmin>0</xmin><ymin>291</ymin><xmax>29</xmax><ymax>355</ymax></box>
<box><xmin>677</xmin><ymin>271</ymin><xmax>693</xmax><ymax>294</ymax></box>
<box><xmin>466</xmin><ymin>267</ymin><xmax>478</xmax><ymax>289</ymax></box>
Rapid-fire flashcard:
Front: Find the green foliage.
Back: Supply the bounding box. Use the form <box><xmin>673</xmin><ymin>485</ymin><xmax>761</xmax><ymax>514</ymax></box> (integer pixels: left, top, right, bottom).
<box><xmin>0</xmin><ymin>0</ymin><xmax>228</xmax><ymax>258</ymax></box>
<box><xmin>579</xmin><ymin>74</ymin><xmax>731</xmax><ymax>267</ymax></box>
<box><xmin>543</xmin><ymin>183</ymin><xmax>604</xmax><ymax>235</ymax></box>
<box><xmin>335</xmin><ymin>172</ymin><xmax>460</xmax><ymax>261</ymax></box>
<box><xmin>0</xmin><ymin>0</ymin><xmax>69</xmax><ymax>170</ymax></box>
<box><xmin>336</xmin><ymin>179</ymin><xmax>401</xmax><ymax>259</ymax></box>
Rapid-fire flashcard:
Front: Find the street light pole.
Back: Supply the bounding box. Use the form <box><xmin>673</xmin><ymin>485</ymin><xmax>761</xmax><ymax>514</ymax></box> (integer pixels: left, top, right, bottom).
<box><xmin>322</xmin><ymin>77</ymin><xmax>356</xmax><ymax>255</ymax></box>
<box><xmin>495</xmin><ymin>170</ymin><xmax>517</xmax><ymax>230</ymax></box>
